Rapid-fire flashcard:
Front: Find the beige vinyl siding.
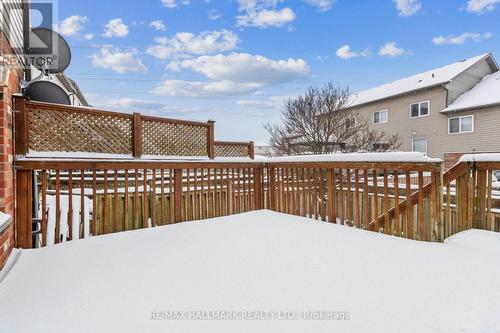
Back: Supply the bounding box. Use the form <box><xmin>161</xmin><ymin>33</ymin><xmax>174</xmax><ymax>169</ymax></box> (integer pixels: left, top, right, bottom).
<box><xmin>351</xmin><ymin>86</ymin><xmax>448</xmax><ymax>157</ymax></box>
<box><xmin>351</xmin><ymin>86</ymin><xmax>500</xmax><ymax>158</ymax></box>
<box><xmin>439</xmin><ymin>106</ymin><xmax>500</xmax><ymax>155</ymax></box>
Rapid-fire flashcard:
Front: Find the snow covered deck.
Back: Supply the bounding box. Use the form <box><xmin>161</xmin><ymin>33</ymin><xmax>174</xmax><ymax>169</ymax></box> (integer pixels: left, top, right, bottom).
<box><xmin>1</xmin><ymin>210</ymin><xmax>499</xmax><ymax>332</ymax></box>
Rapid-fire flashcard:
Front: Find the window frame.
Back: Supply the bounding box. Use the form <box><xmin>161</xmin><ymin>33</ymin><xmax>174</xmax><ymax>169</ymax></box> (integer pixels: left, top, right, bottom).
<box><xmin>412</xmin><ymin>138</ymin><xmax>428</xmax><ymax>155</ymax></box>
<box><xmin>345</xmin><ymin>116</ymin><xmax>357</xmax><ymax>129</ymax></box>
<box><xmin>373</xmin><ymin>109</ymin><xmax>388</xmax><ymax>124</ymax></box>
<box><xmin>448</xmin><ymin>115</ymin><xmax>474</xmax><ymax>134</ymax></box>
<box><xmin>409</xmin><ymin>100</ymin><xmax>431</xmax><ymax>118</ymax></box>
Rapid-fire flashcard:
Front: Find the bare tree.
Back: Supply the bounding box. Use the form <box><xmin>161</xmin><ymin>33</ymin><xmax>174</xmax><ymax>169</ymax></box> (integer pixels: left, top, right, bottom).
<box><xmin>265</xmin><ymin>82</ymin><xmax>400</xmax><ymax>155</ymax></box>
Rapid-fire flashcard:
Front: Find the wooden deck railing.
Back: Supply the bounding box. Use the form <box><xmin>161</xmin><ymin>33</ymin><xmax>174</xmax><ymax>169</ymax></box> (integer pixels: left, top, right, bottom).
<box><xmin>15</xmin><ymin>160</ymin><xmax>264</xmax><ymax>248</ymax></box>
<box><xmin>14</xmin><ymin>155</ymin><xmax>500</xmax><ymax>248</ymax></box>
<box><xmin>442</xmin><ymin>160</ymin><xmax>500</xmax><ymax>238</ymax></box>
<box><xmin>266</xmin><ymin>160</ymin><xmax>443</xmax><ymax>241</ymax></box>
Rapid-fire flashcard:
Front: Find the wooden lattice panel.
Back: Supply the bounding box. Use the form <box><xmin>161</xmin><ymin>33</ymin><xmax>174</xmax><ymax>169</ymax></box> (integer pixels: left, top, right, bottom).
<box><xmin>142</xmin><ymin>120</ymin><xmax>208</xmax><ymax>157</ymax></box>
<box><xmin>215</xmin><ymin>143</ymin><xmax>249</xmax><ymax>158</ymax></box>
<box><xmin>29</xmin><ymin>105</ymin><xmax>133</xmax><ymax>154</ymax></box>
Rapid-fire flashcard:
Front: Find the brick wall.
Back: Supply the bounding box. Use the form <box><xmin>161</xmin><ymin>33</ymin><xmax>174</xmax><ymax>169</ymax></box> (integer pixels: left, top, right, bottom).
<box><xmin>0</xmin><ymin>30</ymin><xmax>22</xmax><ymax>268</ymax></box>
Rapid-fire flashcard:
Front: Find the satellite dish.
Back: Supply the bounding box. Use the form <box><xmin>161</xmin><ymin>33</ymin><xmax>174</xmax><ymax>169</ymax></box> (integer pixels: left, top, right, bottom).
<box><xmin>27</xmin><ymin>28</ymin><xmax>72</xmax><ymax>74</ymax></box>
<box><xmin>25</xmin><ymin>81</ymin><xmax>71</xmax><ymax>105</ymax></box>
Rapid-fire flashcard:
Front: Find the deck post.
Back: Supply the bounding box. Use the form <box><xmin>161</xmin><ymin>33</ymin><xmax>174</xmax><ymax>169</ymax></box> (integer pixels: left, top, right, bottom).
<box><xmin>132</xmin><ymin>113</ymin><xmax>142</xmax><ymax>158</ymax></box>
<box><xmin>474</xmin><ymin>168</ymin><xmax>487</xmax><ymax>230</ymax></box>
<box><xmin>207</xmin><ymin>120</ymin><xmax>215</xmax><ymax>159</ymax></box>
<box><xmin>174</xmin><ymin>169</ymin><xmax>182</xmax><ymax>223</ymax></box>
<box><xmin>16</xmin><ymin>170</ymin><xmax>33</xmax><ymax>248</ymax></box>
<box><xmin>13</xmin><ymin>95</ymin><xmax>29</xmax><ymax>156</ymax></box>
<box><xmin>430</xmin><ymin>163</ymin><xmax>444</xmax><ymax>242</ymax></box>
<box><xmin>249</xmin><ymin>141</ymin><xmax>255</xmax><ymax>160</ymax></box>
<box><xmin>268</xmin><ymin>167</ymin><xmax>276</xmax><ymax>211</ymax></box>
<box><xmin>253</xmin><ymin>167</ymin><xmax>262</xmax><ymax>210</ymax></box>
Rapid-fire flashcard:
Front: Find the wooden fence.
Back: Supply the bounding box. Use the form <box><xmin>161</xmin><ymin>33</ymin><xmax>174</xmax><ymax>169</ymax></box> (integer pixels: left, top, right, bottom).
<box><xmin>16</xmin><ymin>160</ymin><xmax>264</xmax><ymax>248</ymax></box>
<box><xmin>266</xmin><ymin>160</ymin><xmax>443</xmax><ymax>241</ymax></box>
<box><xmin>442</xmin><ymin>161</ymin><xmax>500</xmax><ymax>238</ymax></box>
<box><xmin>13</xmin><ymin>97</ymin><xmax>255</xmax><ymax>159</ymax></box>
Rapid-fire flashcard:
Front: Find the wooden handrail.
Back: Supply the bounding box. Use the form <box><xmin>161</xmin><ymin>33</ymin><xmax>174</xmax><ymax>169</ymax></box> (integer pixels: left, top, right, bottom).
<box><xmin>14</xmin><ymin>159</ymin><xmax>263</xmax><ymax>171</ymax></box>
<box><xmin>265</xmin><ymin>161</ymin><xmax>441</xmax><ymax>171</ymax></box>
<box><xmin>370</xmin><ymin>162</ymin><xmax>469</xmax><ymax>229</ymax></box>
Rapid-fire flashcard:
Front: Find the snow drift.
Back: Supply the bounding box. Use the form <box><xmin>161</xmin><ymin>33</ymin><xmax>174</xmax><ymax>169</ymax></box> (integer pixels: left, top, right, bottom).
<box><xmin>0</xmin><ymin>210</ymin><xmax>499</xmax><ymax>333</ymax></box>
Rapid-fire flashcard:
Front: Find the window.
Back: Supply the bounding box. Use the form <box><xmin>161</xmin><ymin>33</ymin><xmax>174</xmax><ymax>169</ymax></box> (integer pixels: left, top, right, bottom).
<box><xmin>449</xmin><ymin>115</ymin><xmax>474</xmax><ymax>134</ymax></box>
<box><xmin>373</xmin><ymin>142</ymin><xmax>391</xmax><ymax>151</ymax></box>
<box><xmin>345</xmin><ymin>117</ymin><xmax>356</xmax><ymax>129</ymax></box>
<box><xmin>373</xmin><ymin>110</ymin><xmax>388</xmax><ymax>124</ymax></box>
<box><xmin>410</xmin><ymin>101</ymin><xmax>430</xmax><ymax>118</ymax></box>
<box><xmin>412</xmin><ymin>138</ymin><xmax>427</xmax><ymax>154</ymax></box>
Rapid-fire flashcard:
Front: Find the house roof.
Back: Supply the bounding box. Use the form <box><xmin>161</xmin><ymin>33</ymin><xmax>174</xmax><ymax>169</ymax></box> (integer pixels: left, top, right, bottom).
<box><xmin>442</xmin><ymin>70</ymin><xmax>500</xmax><ymax>112</ymax></box>
<box><xmin>348</xmin><ymin>53</ymin><xmax>494</xmax><ymax>108</ymax></box>
<box><xmin>55</xmin><ymin>73</ymin><xmax>90</xmax><ymax>106</ymax></box>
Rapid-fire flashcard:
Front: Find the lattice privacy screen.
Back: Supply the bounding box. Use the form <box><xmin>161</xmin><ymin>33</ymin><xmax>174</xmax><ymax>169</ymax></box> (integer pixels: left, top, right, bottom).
<box><xmin>142</xmin><ymin>120</ymin><xmax>208</xmax><ymax>157</ymax></box>
<box><xmin>29</xmin><ymin>105</ymin><xmax>133</xmax><ymax>154</ymax></box>
<box><xmin>214</xmin><ymin>143</ymin><xmax>250</xmax><ymax>158</ymax></box>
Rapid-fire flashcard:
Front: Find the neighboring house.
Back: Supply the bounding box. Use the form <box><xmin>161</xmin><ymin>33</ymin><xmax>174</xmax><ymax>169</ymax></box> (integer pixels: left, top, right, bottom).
<box><xmin>254</xmin><ymin>143</ymin><xmax>276</xmax><ymax>157</ymax></box>
<box><xmin>345</xmin><ymin>53</ymin><xmax>499</xmax><ymax>161</ymax></box>
<box><xmin>29</xmin><ymin>67</ymin><xmax>89</xmax><ymax>106</ymax></box>
<box><xmin>1</xmin><ymin>0</ymin><xmax>89</xmax><ymax>107</ymax></box>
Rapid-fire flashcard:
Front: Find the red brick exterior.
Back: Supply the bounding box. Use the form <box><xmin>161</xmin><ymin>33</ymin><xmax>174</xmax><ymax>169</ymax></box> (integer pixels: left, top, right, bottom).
<box><xmin>0</xmin><ymin>31</ymin><xmax>22</xmax><ymax>268</ymax></box>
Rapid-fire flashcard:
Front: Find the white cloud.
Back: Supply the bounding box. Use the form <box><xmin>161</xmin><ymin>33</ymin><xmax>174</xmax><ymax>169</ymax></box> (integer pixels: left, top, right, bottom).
<box><xmin>155</xmin><ymin>52</ymin><xmax>310</xmax><ymax>97</ymax></box>
<box><xmin>379</xmin><ymin>42</ymin><xmax>406</xmax><ymax>57</ymax></box>
<box><xmin>103</xmin><ymin>18</ymin><xmax>129</xmax><ymax>38</ymax></box>
<box><xmin>237</xmin><ymin>96</ymin><xmax>285</xmax><ymax>109</ymax></box>
<box><xmin>466</xmin><ymin>0</ymin><xmax>500</xmax><ymax>13</ymax></box>
<box><xmin>83</xmin><ymin>33</ymin><xmax>94</xmax><ymax>40</ymax></box>
<box><xmin>393</xmin><ymin>0</ymin><xmax>422</xmax><ymax>16</ymax></box>
<box><xmin>208</xmin><ymin>9</ymin><xmax>222</xmax><ymax>20</ymax></box>
<box><xmin>236</xmin><ymin>0</ymin><xmax>296</xmax><ymax>28</ymax></box>
<box><xmin>98</xmin><ymin>98</ymin><xmax>167</xmax><ymax>110</ymax></box>
<box><xmin>303</xmin><ymin>0</ymin><xmax>335</xmax><ymax>11</ymax></box>
<box><xmin>150</xmin><ymin>20</ymin><xmax>166</xmax><ymax>31</ymax></box>
<box><xmin>153</xmin><ymin>80</ymin><xmax>260</xmax><ymax>97</ymax></box>
<box><xmin>336</xmin><ymin>45</ymin><xmax>370</xmax><ymax>59</ymax></box>
<box><xmin>59</xmin><ymin>15</ymin><xmax>87</xmax><ymax>37</ymax></box>
<box><xmin>336</xmin><ymin>45</ymin><xmax>357</xmax><ymax>59</ymax></box>
<box><xmin>168</xmin><ymin>53</ymin><xmax>310</xmax><ymax>84</ymax></box>
<box><xmin>432</xmin><ymin>32</ymin><xmax>493</xmax><ymax>45</ymax></box>
<box><xmin>88</xmin><ymin>94</ymin><xmax>217</xmax><ymax>116</ymax></box>
<box><xmin>146</xmin><ymin>29</ymin><xmax>239</xmax><ymax>60</ymax></box>
<box><xmin>90</xmin><ymin>46</ymin><xmax>148</xmax><ymax>73</ymax></box>
<box><xmin>161</xmin><ymin>0</ymin><xmax>190</xmax><ymax>8</ymax></box>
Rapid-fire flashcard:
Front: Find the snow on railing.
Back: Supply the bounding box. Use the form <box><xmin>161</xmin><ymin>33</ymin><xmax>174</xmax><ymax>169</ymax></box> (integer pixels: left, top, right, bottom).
<box><xmin>459</xmin><ymin>153</ymin><xmax>500</xmax><ymax>162</ymax></box>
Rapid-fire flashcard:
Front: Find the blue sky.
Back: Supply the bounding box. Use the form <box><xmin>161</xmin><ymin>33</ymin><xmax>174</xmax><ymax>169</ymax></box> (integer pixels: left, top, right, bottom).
<box><xmin>52</xmin><ymin>0</ymin><xmax>500</xmax><ymax>144</ymax></box>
